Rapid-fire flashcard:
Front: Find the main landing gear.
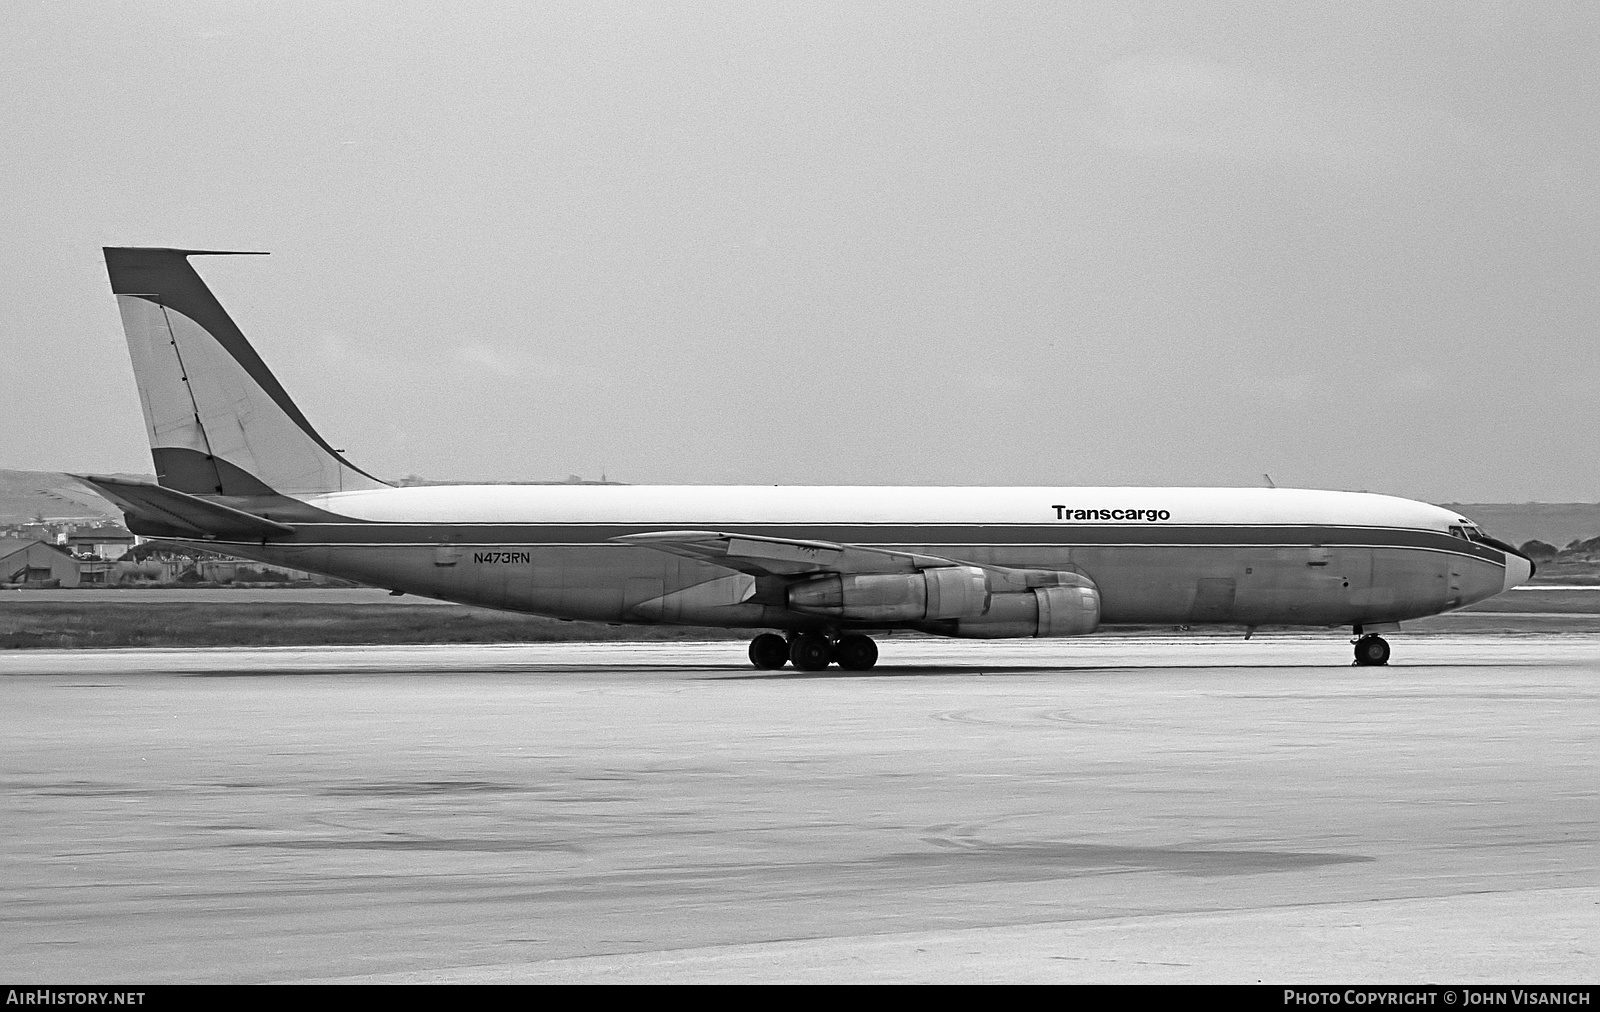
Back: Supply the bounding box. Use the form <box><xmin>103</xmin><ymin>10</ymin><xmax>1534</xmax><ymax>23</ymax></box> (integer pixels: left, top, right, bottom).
<box><xmin>1352</xmin><ymin>633</ymin><xmax>1391</xmax><ymax>667</ymax></box>
<box><xmin>747</xmin><ymin>632</ymin><xmax>879</xmax><ymax>672</ymax></box>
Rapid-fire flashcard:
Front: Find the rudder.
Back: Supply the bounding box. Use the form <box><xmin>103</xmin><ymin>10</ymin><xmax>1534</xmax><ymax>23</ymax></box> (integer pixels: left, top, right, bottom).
<box><xmin>104</xmin><ymin>247</ymin><xmax>389</xmax><ymax>496</ymax></box>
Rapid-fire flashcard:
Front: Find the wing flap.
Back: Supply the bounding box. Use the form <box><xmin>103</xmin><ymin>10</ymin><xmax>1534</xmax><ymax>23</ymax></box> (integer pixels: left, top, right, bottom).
<box><xmin>76</xmin><ymin>474</ymin><xmax>296</xmax><ymax>541</ymax></box>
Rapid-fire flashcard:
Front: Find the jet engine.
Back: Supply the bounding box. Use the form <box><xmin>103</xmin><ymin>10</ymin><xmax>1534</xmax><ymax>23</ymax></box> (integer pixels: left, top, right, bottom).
<box><xmin>787</xmin><ymin>565</ymin><xmax>990</xmax><ymax>622</ymax></box>
<box><xmin>950</xmin><ymin>583</ymin><xmax>1100</xmax><ymax>638</ymax></box>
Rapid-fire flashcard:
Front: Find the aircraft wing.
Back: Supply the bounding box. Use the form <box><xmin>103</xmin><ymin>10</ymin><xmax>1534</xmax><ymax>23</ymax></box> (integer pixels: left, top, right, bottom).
<box><xmin>611</xmin><ymin>530</ymin><xmax>961</xmax><ymax>578</ymax></box>
<box><xmin>76</xmin><ymin>474</ymin><xmax>296</xmax><ymax>541</ymax></box>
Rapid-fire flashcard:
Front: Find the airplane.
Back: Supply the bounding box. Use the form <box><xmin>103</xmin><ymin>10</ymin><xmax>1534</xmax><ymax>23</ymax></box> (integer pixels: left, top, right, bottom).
<box><xmin>82</xmin><ymin>247</ymin><xmax>1534</xmax><ymax>671</ymax></box>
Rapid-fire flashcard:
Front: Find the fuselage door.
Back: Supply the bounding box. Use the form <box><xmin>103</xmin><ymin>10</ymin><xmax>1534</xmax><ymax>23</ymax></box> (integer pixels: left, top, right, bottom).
<box><xmin>1189</xmin><ymin>577</ymin><xmax>1237</xmax><ymax>623</ymax></box>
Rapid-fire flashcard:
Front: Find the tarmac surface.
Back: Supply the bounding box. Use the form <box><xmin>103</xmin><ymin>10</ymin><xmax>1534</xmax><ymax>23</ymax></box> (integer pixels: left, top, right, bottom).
<box><xmin>2</xmin><ymin>635</ymin><xmax>1597</xmax><ymax>983</ymax></box>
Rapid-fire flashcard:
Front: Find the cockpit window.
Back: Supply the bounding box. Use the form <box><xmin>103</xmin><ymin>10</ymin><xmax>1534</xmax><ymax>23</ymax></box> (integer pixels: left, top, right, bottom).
<box><xmin>1448</xmin><ymin>525</ymin><xmax>1469</xmax><ymax>540</ymax></box>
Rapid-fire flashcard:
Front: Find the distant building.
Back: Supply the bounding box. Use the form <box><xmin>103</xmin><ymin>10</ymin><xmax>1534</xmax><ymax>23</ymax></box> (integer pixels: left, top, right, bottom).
<box><xmin>64</xmin><ymin>526</ymin><xmax>136</xmax><ymax>561</ymax></box>
<box><xmin>0</xmin><ymin>537</ymin><xmax>79</xmax><ymax>587</ymax></box>
<box><xmin>0</xmin><ymin>522</ymin><xmax>66</xmax><ymax>544</ymax></box>
<box><xmin>193</xmin><ymin>558</ymin><xmax>324</xmax><ymax>583</ymax></box>
<box><xmin>74</xmin><ymin>560</ymin><xmax>116</xmax><ymax>585</ymax></box>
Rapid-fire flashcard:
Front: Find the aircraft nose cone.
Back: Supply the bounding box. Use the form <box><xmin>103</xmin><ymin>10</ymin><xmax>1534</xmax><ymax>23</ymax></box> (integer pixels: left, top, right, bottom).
<box><xmin>1504</xmin><ymin>550</ymin><xmax>1534</xmax><ymax>592</ymax></box>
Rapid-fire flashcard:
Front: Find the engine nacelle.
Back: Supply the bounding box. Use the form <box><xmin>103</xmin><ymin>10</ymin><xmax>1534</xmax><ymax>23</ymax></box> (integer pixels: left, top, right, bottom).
<box><xmin>787</xmin><ymin>565</ymin><xmax>990</xmax><ymax>622</ymax></box>
<box><xmin>952</xmin><ymin>584</ymin><xmax>1100</xmax><ymax>638</ymax></box>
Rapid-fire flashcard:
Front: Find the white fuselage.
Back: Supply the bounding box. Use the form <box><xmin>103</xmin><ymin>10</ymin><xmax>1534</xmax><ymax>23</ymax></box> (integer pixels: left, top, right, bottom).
<box><xmin>195</xmin><ymin>484</ymin><xmax>1527</xmax><ymax>634</ymax></box>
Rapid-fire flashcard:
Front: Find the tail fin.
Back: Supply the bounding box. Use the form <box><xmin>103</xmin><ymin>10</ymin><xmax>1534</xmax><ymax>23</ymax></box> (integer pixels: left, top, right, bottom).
<box><xmin>104</xmin><ymin>247</ymin><xmax>390</xmax><ymax>496</ymax></box>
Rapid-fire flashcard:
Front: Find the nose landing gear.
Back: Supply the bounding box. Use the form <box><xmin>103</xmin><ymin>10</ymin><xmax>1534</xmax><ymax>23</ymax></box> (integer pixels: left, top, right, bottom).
<box><xmin>746</xmin><ymin>633</ymin><xmax>880</xmax><ymax>671</ymax></box>
<box><xmin>1353</xmin><ymin>634</ymin><xmax>1391</xmax><ymax>666</ymax></box>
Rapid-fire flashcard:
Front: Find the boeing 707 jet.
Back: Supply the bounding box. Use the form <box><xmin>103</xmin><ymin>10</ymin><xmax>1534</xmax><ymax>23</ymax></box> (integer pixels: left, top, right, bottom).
<box><xmin>83</xmin><ymin>248</ymin><xmax>1533</xmax><ymax>669</ymax></box>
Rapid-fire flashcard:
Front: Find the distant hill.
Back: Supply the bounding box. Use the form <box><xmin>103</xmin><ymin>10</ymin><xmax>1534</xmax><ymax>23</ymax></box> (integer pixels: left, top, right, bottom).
<box><xmin>0</xmin><ymin>469</ymin><xmax>150</xmax><ymax>524</ymax></box>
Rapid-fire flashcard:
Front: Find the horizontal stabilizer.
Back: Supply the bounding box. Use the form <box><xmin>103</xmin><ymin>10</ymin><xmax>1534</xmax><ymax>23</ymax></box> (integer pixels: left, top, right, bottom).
<box><xmin>612</xmin><ymin>530</ymin><xmax>956</xmax><ymax>578</ymax></box>
<box><xmin>76</xmin><ymin>475</ymin><xmax>296</xmax><ymax>542</ymax></box>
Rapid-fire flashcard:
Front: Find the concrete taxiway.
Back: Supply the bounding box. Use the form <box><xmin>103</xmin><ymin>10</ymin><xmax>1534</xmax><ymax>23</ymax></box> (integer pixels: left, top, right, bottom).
<box><xmin>2</xmin><ymin>635</ymin><xmax>1597</xmax><ymax>983</ymax></box>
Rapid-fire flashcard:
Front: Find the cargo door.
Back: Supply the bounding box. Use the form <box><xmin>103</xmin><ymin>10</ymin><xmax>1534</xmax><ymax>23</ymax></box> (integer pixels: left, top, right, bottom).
<box><xmin>1189</xmin><ymin>577</ymin><xmax>1237</xmax><ymax>623</ymax></box>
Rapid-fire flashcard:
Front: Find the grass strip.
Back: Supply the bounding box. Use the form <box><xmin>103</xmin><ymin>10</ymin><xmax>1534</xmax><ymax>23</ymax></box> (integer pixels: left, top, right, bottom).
<box><xmin>0</xmin><ymin>603</ymin><xmax>747</xmax><ymax>650</ymax></box>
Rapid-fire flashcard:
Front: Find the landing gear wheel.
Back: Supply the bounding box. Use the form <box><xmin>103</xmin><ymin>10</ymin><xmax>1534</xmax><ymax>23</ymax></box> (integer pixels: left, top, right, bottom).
<box><xmin>789</xmin><ymin>633</ymin><xmax>834</xmax><ymax>672</ymax></box>
<box><xmin>835</xmin><ymin>634</ymin><xmax>879</xmax><ymax>671</ymax></box>
<box><xmin>1353</xmin><ymin>635</ymin><xmax>1390</xmax><ymax>667</ymax></box>
<box><xmin>748</xmin><ymin>633</ymin><xmax>790</xmax><ymax>670</ymax></box>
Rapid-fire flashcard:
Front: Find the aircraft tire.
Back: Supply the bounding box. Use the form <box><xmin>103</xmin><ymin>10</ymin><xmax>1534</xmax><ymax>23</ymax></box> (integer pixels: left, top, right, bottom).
<box><xmin>1353</xmin><ymin>635</ymin><xmax>1390</xmax><ymax>666</ymax></box>
<box><xmin>835</xmin><ymin>634</ymin><xmax>879</xmax><ymax>671</ymax></box>
<box><xmin>789</xmin><ymin>633</ymin><xmax>834</xmax><ymax>672</ymax></box>
<box><xmin>748</xmin><ymin>633</ymin><xmax>790</xmax><ymax>670</ymax></box>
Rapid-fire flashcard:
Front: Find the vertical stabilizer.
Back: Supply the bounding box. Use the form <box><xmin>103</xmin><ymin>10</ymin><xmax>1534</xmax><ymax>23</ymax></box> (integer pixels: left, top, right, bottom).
<box><xmin>104</xmin><ymin>247</ymin><xmax>390</xmax><ymax>496</ymax></box>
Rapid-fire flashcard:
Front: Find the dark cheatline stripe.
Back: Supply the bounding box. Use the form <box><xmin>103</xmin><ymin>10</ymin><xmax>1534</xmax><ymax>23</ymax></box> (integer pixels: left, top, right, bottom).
<box><xmin>103</xmin><ymin>247</ymin><xmax>390</xmax><ymax>487</ymax></box>
<box><xmin>257</xmin><ymin>521</ymin><xmax>1509</xmax><ymax>563</ymax></box>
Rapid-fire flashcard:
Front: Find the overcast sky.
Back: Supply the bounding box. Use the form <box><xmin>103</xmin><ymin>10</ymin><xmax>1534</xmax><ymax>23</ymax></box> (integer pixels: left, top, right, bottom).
<box><xmin>2</xmin><ymin>2</ymin><xmax>1597</xmax><ymax>501</ymax></box>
